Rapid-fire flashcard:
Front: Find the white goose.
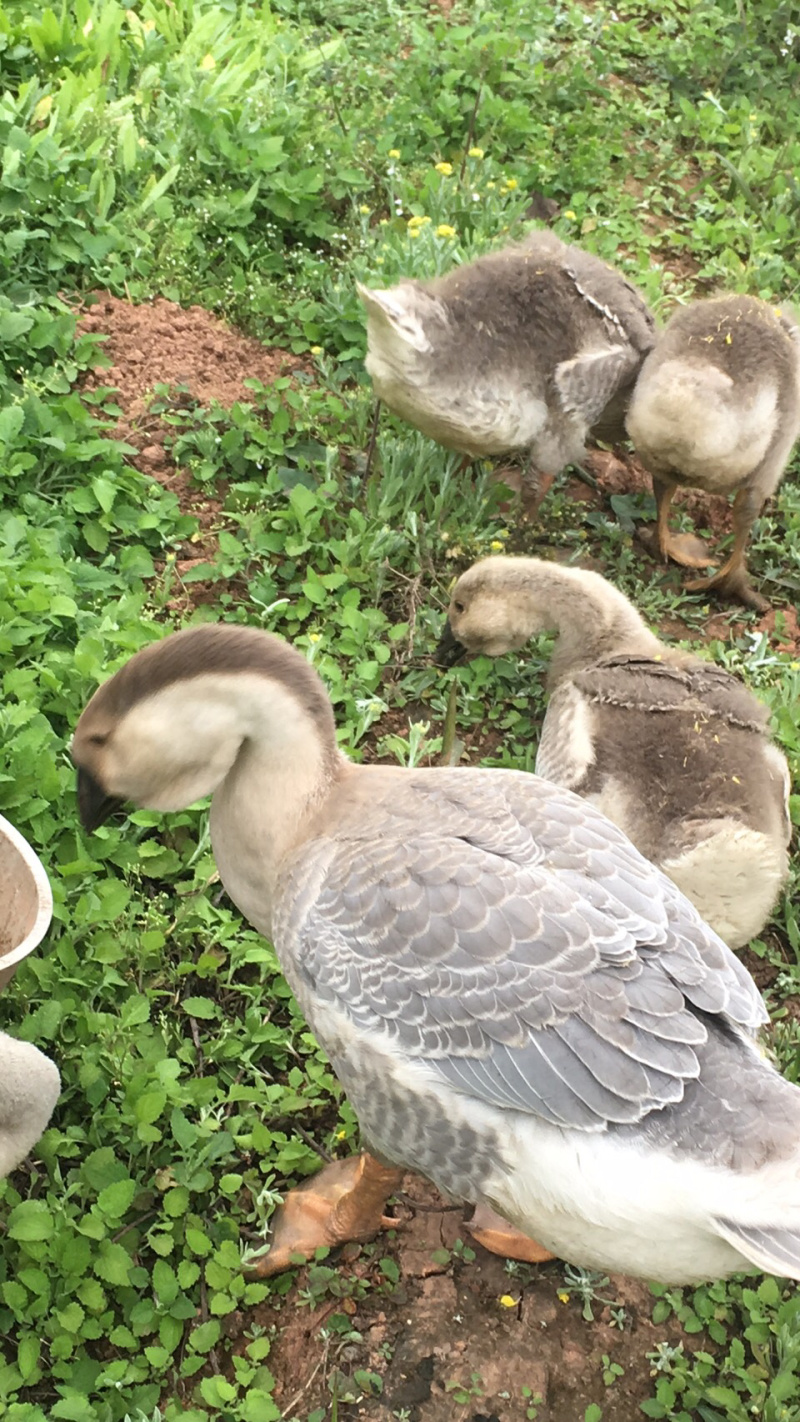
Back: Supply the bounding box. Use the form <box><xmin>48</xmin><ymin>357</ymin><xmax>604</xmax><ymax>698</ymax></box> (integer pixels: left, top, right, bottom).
<box><xmin>73</xmin><ymin>625</ymin><xmax>800</xmax><ymax>1284</ymax></box>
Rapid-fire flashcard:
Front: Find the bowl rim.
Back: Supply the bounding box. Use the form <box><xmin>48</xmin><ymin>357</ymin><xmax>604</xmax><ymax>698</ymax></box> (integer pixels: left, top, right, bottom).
<box><xmin>0</xmin><ymin>812</ymin><xmax>54</xmax><ymax>970</ymax></box>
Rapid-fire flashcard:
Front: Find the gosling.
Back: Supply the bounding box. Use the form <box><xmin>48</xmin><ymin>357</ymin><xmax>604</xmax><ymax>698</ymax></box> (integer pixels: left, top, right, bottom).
<box><xmin>626</xmin><ymin>294</ymin><xmax>800</xmax><ymax>610</ymax></box>
<box><xmin>437</xmin><ymin>555</ymin><xmax>791</xmax><ymax>949</ymax></box>
<box><xmin>359</xmin><ymin>230</ymin><xmax>655</xmax><ymax>511</ymax></box>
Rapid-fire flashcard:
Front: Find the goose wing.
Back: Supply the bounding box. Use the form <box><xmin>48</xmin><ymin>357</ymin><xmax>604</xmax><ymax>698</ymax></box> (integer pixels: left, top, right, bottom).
<box><xmin>562</xmin><ymin>245</ymin><xmax>657</xmax><ymax>354</ymax></box>
<box><xmin>277</xmin><ymin>770</ymin><xmax>765</xmax><ymax>1133</ymax></box>
<box><xmin>554</xmin><ymin>347</ymin><xmax>642</xmax><ymax>428</ymax></box>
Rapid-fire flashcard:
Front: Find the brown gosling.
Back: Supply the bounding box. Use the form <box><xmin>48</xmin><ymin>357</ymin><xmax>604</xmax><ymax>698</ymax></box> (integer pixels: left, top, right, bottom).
<box><xmin>626</xmin><ymin>294</ymin><xmax>800</xmax><ymax>611</ymax></box>
<box><xmin>438</xmin><ymin>555</ymin><xmax>791</xmax><ymax>949</ymax></box>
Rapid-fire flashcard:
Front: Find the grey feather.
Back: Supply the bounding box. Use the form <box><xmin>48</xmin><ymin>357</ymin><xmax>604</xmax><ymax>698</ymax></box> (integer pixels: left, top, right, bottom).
<box><xmin>276</xmin><ymin>768</ymin><xmax>766</xmax><ymax>1137</ymax></box>
<box><xmin>572</xmin><ymin>655</ymin><xmax>770</xmax><ymax>732</ymax></box>
<box><xmin>554</xmin><ymin>347</ymin><xmax>639</xmax><ymax>426</ymax></box>
<box><xmin>714</xmin><ymin>1220</ymin><xmax>800</xmax><ymax>1278</ymax></box>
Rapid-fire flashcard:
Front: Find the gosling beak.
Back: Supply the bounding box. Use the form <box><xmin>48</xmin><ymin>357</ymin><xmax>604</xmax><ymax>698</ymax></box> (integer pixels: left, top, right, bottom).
<box><xmin>434</xmin><ymin>619</ymin><xmax>468</xmax><ymax>668</ymax></box>
<box><xmin>77</xmin><ymin>767</ymin><xmax>124</xmax><ymax>832</ymax></box>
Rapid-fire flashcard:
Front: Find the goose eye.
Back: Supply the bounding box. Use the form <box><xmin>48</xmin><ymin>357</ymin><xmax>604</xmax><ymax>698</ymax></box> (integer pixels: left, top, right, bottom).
<box><xmin>453</xmin><ymin>600</ymin><xmax>465</xmax><ymax>614</ymax></box>
<box><xmin>89</xmin><ymin>733</ymin><xmax>108</xmax><ymax>747</ymax></box>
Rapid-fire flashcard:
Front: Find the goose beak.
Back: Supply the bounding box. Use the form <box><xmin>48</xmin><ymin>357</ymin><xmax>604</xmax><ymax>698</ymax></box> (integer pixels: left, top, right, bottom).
<box><xmin>77</xmin><ymin>767</ymin><xmax>124</xmax><ymax>831</ymax></box>
<box><xmin>434</xmin><ymin>619</ymin><xmax>468</xmax><ymax>668</ymax></box>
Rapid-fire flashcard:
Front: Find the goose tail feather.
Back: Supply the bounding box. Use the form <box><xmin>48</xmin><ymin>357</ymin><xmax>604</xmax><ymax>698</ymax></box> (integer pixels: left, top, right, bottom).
<box><xmin>715</xmin><ymin>1217</ymin><xmax>800</xmax><ymax>1281</ymax></box>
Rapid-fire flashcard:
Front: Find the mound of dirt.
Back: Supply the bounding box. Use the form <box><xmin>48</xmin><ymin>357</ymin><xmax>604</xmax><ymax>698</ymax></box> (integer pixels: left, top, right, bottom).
<box><xmin>78</xmin><ymin>291</ymin><xmax>302</xmax><ymax>419</ymax></box>
<box><xmin>583</xmin><ymin>448</ymin><xmax>734</xmax><ymax>539</ymax></box>
<box><xmin>75</xmin><ymin>292</ymin><xmax>305</xmax><ymax>595</ymax></box>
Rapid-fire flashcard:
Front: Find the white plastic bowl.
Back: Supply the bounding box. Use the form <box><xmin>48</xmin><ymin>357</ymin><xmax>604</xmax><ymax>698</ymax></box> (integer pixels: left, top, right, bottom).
<box><xmin>0</xmin><ymin>813</ymin><xmax>53</xmax><ymax>992</ymax></box>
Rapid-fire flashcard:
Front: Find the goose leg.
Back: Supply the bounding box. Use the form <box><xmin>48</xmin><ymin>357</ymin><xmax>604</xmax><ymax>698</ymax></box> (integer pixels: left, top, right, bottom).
<box><xmin>466</xmin><ymin>1203</ymin><xmax>555</xmax><ymax>1264</ymax></box>
<box><xmin>684</xmin><ymin>485</ymin><xmax>768</xmax><ymax>611</ymax></box>
<box><xmin>250</xmin><ymin>1152</ymin><xmax>403</xmax><ymax>1276</ymax></box>
<box><xmin>652</xmin><ymin>475</ymin><xmax>717</xmax><ymax>569</ymax></box>
<box><xmin>520</xmin><ymin>467</ymin><xmax>555</xmax><ymax>521</ymax></box>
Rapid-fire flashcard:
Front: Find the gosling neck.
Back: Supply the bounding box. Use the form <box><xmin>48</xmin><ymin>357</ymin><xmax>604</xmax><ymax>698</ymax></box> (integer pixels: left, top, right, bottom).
<box><xmin>208</xmin><ymin>673</ymin><xmax>345</xmax><ymax>933</ymax></box>
<box><xmin>514</xmin><ymin>562</ymin><xmax>663</xmax><ymax>685</ymax></box>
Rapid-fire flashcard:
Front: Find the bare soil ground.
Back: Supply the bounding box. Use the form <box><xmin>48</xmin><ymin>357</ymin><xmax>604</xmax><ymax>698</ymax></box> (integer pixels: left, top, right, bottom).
<box><xmin>76</xmin><ymin>292</ymin><xmax>304</xmax><ymax>586</ymax></box>
<box><xmin>230</xmin><ymin>1177</ymin><xmax>701</xmax><ymax>1422</ymax></box>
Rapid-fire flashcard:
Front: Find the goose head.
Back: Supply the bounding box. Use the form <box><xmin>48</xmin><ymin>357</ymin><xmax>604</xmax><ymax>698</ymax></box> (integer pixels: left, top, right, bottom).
<box><xmin>436</xmin><ymin>557</ymin><xmax>540</xmax><ymax>665</ymax></box>
<box><xmin>436</xmin><ymin>556</ymin><xmax>663</xmax><ymax>677</ymax></box>
<box><xmin>72</xmin><ymin>625</ymin><xmax>339</xmax><ymax>830</ymax></box>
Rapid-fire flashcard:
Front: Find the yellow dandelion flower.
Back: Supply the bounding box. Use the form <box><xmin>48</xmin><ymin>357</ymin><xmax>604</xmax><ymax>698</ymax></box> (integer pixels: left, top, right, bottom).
<box><xmin>564</xmin><ymin>210</ymin><xmax>577</xmax><ymax>220</ymax></box>
<box><xmin>558</xmin><ymin>1291</ymin><xmax>570</xmax><ymax>1304</ymax></box>
<box><xmin>359</xmin><ymin>204</ymin><xmax>370</xmax><ymax>215</ymax></box>
<box><xmin>199</xmin><ymin>52</ymin><xmax>216</xmax><ymax>70</ymax></box>
<box><xmin>408</xmin><ymin>214</ymin><xmax>430</xmax><ymax>228</ymax></box>
<box><xmin>499</xmin><ymin>1294</ymin><xmax>518</xmax><ymax>1308</ymax></box>
<box><xmin>308</xmin><ymin>633</ymin><xmax>321</xmax><ymax>643</ymax></box>
<box><xmin>310</xmin><ymin>346</ymin><xmax>323</xmax><ymax>355</ymax></box>
<box><xmin>33</xmin><ymin>94</ymin><xmax>53</xmax><ymax>123</ymax></box>
<box><xmin>336</xmin><ymin>1128</ymin><xmax>347</xmax><ymax>1140</ymax></box>
<box><xmin>436</xmin><ymin>224</ymin><xmax>456</xmax><ymax>238</ymax></box>
<box><xmin>409</xmin><ymin>228</ymin><xmax>421</xmax><ymax>238</ymax></box>
<box><xmin>490</xmin><ymin>540</ymin><xmax>504</xmax><ymax>551</ymax></box>
<box><xmin>774</xmin><ymin>307</ymin><xmax>783</xmax><ymax>318</ymax></box>
<box><xmin>379</xmin><ymin>218</ymin><xmax>389</xmax><ymax>226</ymax></box>
<box><xmin>375</xmin><ymin>256</ymin><xmax>384</xmax><ymax>264</ymax></box>
<box><xmin>486</xmin><ymin>181</ymin><xmax>496</xmax><ymax>190</ymax></box>
<box><xmin>750</xmin><ymin>112</ymin><xmax>758</xmax><ymax>121</ymax></box>
<box><xmin>504</xmin><ymin>177</ymin><xmax>518</xmax><ymax>190</ymax></box>
<box><xmin>790</xmin><ymin>661</ymin><xmax>800</xmax><ymax>670</ymax></box>
<box><xmin>435</xmin><ymin>161</ymin><xmax>453</xmax><ymax>176</ymax></box>
<box><xmin>468</xmin><ymin>146</ymin><xmax>485</xmax><ymax>159</ymax></box>
<box><xmin>388</xmin><ymin>148</ymin><xmax>401</xmax><ymax>159</ymax></box>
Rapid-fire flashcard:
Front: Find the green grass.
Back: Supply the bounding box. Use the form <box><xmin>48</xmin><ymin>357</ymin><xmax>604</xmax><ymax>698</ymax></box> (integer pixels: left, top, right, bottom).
<box><xmin>2</xmin><ymin>0</ymin><xmax>800</xmax><ymax>1418</ymax></box>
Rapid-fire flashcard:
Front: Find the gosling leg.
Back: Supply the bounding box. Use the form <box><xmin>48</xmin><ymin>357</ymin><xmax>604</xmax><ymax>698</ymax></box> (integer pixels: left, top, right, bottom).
<box><xmin>685</xmin><ymin>485</ymin><xmax>769</xmax><ymax>611</ymax></box>
<box><xmin>651</xmin><ymin>475</ymin><xmax>717</xmax><ymax>569</ymax></box>
<box><xmin>520</xmin><ymin>464</ymin><xmax>555</xmax><ymax>521</ymax></box>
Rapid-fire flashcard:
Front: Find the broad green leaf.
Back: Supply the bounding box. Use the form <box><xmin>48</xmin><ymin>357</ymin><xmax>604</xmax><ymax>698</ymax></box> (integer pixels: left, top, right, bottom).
<box><xmin>7</xmin><ymin>1201</ymin><xmax>54</xmax><ymax>1242</ymax></box>
<box><xmin>97</xmin><ymin>1178</ymin><xmax>137</xmax><ymax>1219</ymax></box>
<box><xmin>0</xmin><ymin>405</ymin><xmax>24</xmax><ymax>444</ymax></box>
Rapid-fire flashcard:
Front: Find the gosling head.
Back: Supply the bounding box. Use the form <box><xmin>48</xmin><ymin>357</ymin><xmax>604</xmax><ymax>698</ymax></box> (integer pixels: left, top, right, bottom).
<box><xmin>73</xmin><ymin>625</ymin><xmax>336</xmax><ymax>830</ymax></box>
<box><xmin>435</xmin><ymin>557</ymin><xmax>551</xmax><ymax>666</ymax></box>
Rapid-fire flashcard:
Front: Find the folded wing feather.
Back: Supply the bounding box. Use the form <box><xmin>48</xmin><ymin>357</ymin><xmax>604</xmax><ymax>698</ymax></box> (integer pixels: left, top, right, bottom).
<box><xmin>276</xmin><ymin>771</ymin><xmax>766</xmax><ymax>1134</ymax></box>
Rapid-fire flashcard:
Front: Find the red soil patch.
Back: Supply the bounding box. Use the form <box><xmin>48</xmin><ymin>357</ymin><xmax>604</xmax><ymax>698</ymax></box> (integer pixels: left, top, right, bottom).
<box><xmin>76</xmin><ymin>292</ymin><xmax>305</xmax><ymax>603</ymax></box>
<box><xmin>753</xmin><ymin>605</ymin><xmax>800</xmax><ymax>655</ymax></box>
<box><xmin>78</xmin><ymin>292</ymin><xmax>302</xmax><ymax>416</ymax></box>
